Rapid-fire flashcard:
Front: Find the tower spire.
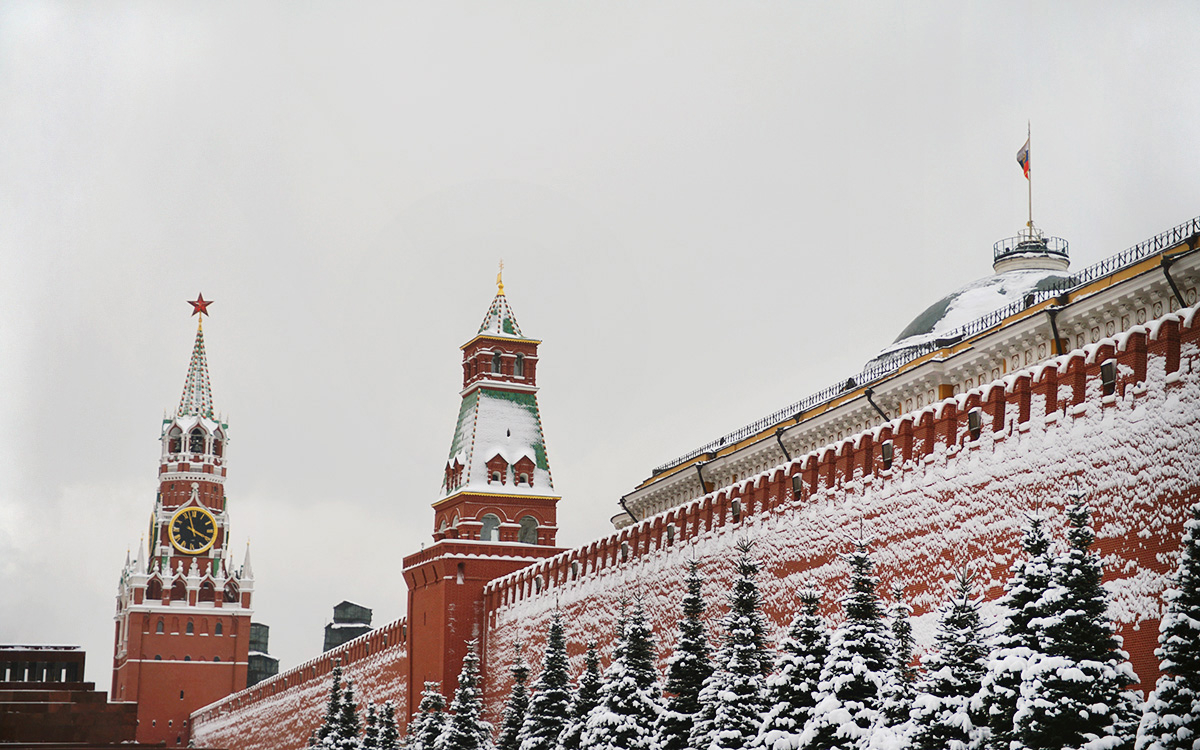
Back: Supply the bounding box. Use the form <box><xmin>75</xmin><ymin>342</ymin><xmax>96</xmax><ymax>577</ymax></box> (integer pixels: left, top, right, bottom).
<box><xmin>178</xmin><ymin>295</ymin><xmax>215</xmax><ymax>419</ymax></box>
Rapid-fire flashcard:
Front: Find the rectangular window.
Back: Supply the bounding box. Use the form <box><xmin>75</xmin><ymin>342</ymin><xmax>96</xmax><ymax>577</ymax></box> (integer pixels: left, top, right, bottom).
<box><xmin>1101</xmin><ymin>360</ymin><xmax>1117</xmax><ymax>396</ymax></box>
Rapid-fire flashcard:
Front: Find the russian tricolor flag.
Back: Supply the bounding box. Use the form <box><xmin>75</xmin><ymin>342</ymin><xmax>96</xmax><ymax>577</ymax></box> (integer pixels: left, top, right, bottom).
<box><xmin>1017</xmin><ymin>137</ymin><xmax>1030</xmax><ymax>179</ymax></box>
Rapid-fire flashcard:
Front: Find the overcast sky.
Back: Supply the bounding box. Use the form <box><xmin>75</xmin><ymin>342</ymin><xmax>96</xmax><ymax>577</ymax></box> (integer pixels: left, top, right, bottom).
<box><xmin>2</xmin><ymin>2</ymin><xmax>1199</xmax><ymax>682</ymax></box>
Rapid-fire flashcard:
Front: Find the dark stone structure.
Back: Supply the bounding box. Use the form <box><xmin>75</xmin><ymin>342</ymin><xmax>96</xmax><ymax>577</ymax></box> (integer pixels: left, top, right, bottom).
<box><xmin>323</xmin><ymin>601</ymin><xmax>372</xmax><ymax>652</ymax></box>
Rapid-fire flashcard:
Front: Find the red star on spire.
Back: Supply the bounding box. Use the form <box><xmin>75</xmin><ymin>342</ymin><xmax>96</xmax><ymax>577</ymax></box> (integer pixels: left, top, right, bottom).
<box><xmin>189</xmin><ymin>293</ymin><xmax>213</xmax><ymax>317</ymax></box>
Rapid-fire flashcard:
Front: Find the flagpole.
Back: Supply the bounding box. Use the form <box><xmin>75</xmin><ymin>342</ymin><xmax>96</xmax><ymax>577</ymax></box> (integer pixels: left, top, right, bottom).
<box><xmin>1027</xmin><ymin>121</ymin><xmax>1033</xmax><ymax>230</ymax></box>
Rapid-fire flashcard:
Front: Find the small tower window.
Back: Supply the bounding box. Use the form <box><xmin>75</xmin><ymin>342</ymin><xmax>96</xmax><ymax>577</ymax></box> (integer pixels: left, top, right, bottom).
<box><xmin>515</xmin><ymin>353</ymin><xmax>525</xmax><ymax>378</ymax></box>
<box><xmin>168</xmin><ymin>427</ymin><xmax>183</xmax><ymax>454</ymax></box>
<box><xmin>492</xmin><ymin>351</ymin><xmax>502</xmax><ymax>374</ymax></box>
<box><xmin>213</xmin><ymin>439</ymin><xmax>223</xmax><ymax>457</ymax></box>
<box><xmin>186</xmin><ymin>620</ymin><xmax>194</xmax><ymax>635</ymax></box>
<box><xmin>189</xmin><ymin>428</ymin><xmax>205</xmax><ymax>454</ymax></box>
<box><xmin>215</xmin><ymin>622</ymin><xmax>223</xmax><ymax>636</ymax></box>
<box><xmin>170</xmin><ymin>580</ymin><xmax>186</xmax><ymax>601</ymax></box>
<box><xmin>518</xmin><ymin>515</ymin><xmax>539</xmax><ymax>545</ymax></box>
<box><xmin>156</xmin><ymin>619</ymin><xmax>164</xmax><ymax>634</ymax></box>
<box><xmin>491</xmin><ymin>471</ymin><xmax>501</xmax><ymax>483</ymax></box>
<box><xmin>480</xmin><ymin>514</ymin><xmax>501</xmax><ymax>542</ymax></box>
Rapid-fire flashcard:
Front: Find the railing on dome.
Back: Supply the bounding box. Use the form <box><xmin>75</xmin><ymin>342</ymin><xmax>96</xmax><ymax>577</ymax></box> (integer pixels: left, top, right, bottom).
<box><xmin>993</xmin><ymin>229</ymin><xmax>1069</xmax><ymax>263</ymax></box>
<box><xmin>651</xmin><ymin>214</ymin><xmax>1200</xmax><ymax>475</ymax></box>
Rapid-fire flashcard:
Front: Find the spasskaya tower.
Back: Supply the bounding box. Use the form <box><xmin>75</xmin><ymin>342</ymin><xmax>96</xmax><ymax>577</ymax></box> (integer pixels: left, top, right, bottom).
<box><xmin>111</xmin><ymin>295</ymin><xmax>254</xmax><ymax>746</ymax></box>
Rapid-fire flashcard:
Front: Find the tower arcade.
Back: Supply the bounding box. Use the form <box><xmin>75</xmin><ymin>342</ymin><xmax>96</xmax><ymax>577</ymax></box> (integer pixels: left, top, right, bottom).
<box><xmin>402</xmin><ymin>276</ymin><xmax>563</xmax><ymax>717</ymax></box>
<box><xmin>111</xmin><ymin>297</ymin><xmax>253</xmax><ymax>746</ymax></box>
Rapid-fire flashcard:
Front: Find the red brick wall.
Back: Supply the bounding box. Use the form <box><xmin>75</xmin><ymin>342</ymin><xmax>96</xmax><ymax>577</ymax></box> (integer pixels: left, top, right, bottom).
<box><xmin>481</xmin><ymin>309</ymin><xmax>1200</xmax><ymax>719</ymax></box>
<box><xmin>191</xmin><ymin>619</ymin><xmax>408</xmax><ymax>750</ymax></box>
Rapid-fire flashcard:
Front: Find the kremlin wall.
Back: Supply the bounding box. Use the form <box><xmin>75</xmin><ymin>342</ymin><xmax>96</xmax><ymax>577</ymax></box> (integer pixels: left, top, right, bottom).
<box><xmin>177</xmin><ymin>216</ymin><xmax>1200</xmax><ymax>749</ymax></box>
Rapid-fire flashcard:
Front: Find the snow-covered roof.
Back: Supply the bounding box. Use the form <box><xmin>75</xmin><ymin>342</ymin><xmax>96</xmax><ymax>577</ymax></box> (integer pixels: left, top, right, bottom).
<box><xmin>440</xmin><ymin>388</ymin><xmax>555</xmax><ymax>499</ymax></box>
<box><xmin>868</xmin><ymin>267</ymin><xmax>1071</xmax><ymax>369</ymax></box>
<box><xmin>476</xmin><ymin>291</ymin><xmax>526</xmax><ymax>339</ymax></box>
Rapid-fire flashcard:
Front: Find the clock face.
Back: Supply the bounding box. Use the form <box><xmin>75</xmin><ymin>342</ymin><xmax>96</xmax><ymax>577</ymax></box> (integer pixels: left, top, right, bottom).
<box><xmin>169</xmin><ymin>506</ymin><xmax>218</xmax><ymax>555</ymax></box>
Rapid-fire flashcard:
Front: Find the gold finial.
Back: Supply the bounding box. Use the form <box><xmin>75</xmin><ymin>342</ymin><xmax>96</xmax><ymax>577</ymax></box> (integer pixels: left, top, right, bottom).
<box><xmin>496</xmin><ymin>260</ymin><xmax>505</xmax><ymax>295</ymax></box>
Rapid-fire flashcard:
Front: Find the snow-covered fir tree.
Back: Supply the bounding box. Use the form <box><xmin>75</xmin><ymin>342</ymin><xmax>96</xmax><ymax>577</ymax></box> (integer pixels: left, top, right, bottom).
<box><xmin>438</xmin><ymin>643</ymin><xmax>494</xmax><ymax>750</ymax></box>
<box><xmin>362</xmin><ymin>703</ymin><xmax>381</xmax><ymax>750</ymax></box>
<box><xmin>909</xmin><ymin>569</ymin><xmax>988</xmax><ymax>750</ymax></box>
<box><xmin>380</xmin><ymin>702</ymin><xmax>402</xmax><ymax>750</ymax></box>
<box><xmin>1137</xmin><ymin>506</ymin><xmax>1200</xmax><ymax>750</ymax></box>
<box><xmin>878</xmin><ymin>583</ymin><xmax>917</xmax><ymax>729</ymax></box>
<box><xmin>409</xmin><ymin>682</ymin><xmax>449</xmax><ymax>750</ymax></box>
<box><xmin>580</xmin><ymin>598</ymin><xmax>662</xmax><ymax>750</ymax></box>
<box><xmin>519</xmin><ymin>612</ymin><xmax>573</xmax><ymax>750</ymax></box>
<box><xmin>333</xmin><ymin>679</ymin><xmax>363</xmax><ymax>750</ymax></box>
<box><xmin>973</xmin><ymin>513</ymin><xmax>1056</xmax><ymax>750</ymax></box>
<box><xmin>557</xmin><ymin>641</ymin><xmax>603</xmax><ymax>750</ymax></box>
<box><xmin>655</xmin><ymin>559</ymin><xmax>714</xmax><ymax>750</ymax></box>
<box><xmin>1015</xmin><ymin>498</ymin><xmax>1141</xmax><ymax>750</ymax></box>
<box><xmin>799</xmin><ymin>535</ymin><xmax>893</xmax><ymax>750</ymax></box>
<box><xmin>315</xmin><ymin>665</ymin><xmax>346</xmax><ymax>747</ymax></box>
<box><xmin>754</xmin><ymin>588</ymin><xmax>830</xmax><ymax>750</ymax></box>
<box><xmin>690</xmin><ymin>540</ymin><xmax>771</xmax><ymax>750</ymax></box>
<box><xmin>498</xmin><ymin>646</ymin><xmax>531</xmax><ymax>750</ymax></box>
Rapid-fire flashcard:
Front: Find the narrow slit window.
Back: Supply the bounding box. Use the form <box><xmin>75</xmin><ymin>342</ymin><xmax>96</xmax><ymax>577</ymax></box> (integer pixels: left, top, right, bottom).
<box><xmin>881</xmin><ymin>440</ymin><xmax>894</xmax><ymax>470</ymax></box>
<box><xmin>791</xmin><ymin>473</ymin><xmax>803</xmax><ymax>499</ymax></box>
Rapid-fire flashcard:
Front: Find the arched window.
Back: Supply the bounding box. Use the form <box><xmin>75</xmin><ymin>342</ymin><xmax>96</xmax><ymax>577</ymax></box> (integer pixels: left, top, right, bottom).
<box><xmin>492</xmin><ymin>351</ymin><xmax>502</xmax><ymax>374</ymax></box>
<box><xmin>168</xmin><ymin>427</ymin><xmax>183</xmax><ymax>454</ymax></box>
<box><xmin>224</xmin><ymin>582</ymin><xmax>239</xmax><ymax>604</ymax></box>
<box><xmin>147</xmin><ymin>578</ymin><xmax>163</xmax><ymax>601</ymax></box>
<box><xmin>213</xmin><ymin>438</ymin><xmax>223</xmax><ymax>457</ymax></box>
<box><xmin>170</xmin><ymin>580</ymin><xmax>186</xmax><ymax>601</ymax></box>
<box><xmin>214</xmin><ymin>656</ymin><xmax>220</xmax><ymax>662</ymax></box>
<box><xmin>518</xmin><ymin>515</ymin><xmax>538</xmax><ymax>545</ymax></box>
<box><xmin>199</xmin><ymin>581</ymin><xmax>215</xmax><ymax>603</ymax></box>
<box><xmin>215</xmin><ymin>622</ymin><xmax>223</xmax><ymax>636</ymax></box>
<box><xmin>186</xmin><ymin>620</ymin><xmax>194</xmax><ymax>635</ymax></box>
<box><xmin>189</xmin><ymin>428</ymin><xmax>205</xmax><ymax>454</ymax></box>
<box><xmin>156</xmin><ymin>619</ymin><xmax>164</xmax><ymax>634</ymax></box>
<box><xmin>515</xmin><ymin>354</ymin><xmax>525</xmax><ymax>377</ymax></box>
<box><xmin>480</xmin><ymin>514</ymin><xmax>501</xmax><ymax>542</ymax></box>
<box><xmin>184</xmin><ymin>656</ymin><xmax>191</xmax><ymax>662</ymax></box>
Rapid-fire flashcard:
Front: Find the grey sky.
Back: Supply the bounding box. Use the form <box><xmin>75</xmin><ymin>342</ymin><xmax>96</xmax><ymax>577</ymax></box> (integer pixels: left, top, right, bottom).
<box><xmin>2</xmin><ymin>2</ymin><xmax>1198</xmax><ymax>679</ymax></box>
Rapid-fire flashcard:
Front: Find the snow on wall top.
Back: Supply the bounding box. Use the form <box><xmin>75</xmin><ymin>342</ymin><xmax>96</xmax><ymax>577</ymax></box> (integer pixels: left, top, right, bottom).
<box><xmin>870</xmin><ymin>267</ymin><xmax>1071</xmax><ymax>368</ymax></box>
<box><xmin>440</xmin><ymin>388</ymin><xmax>555</xmax><ymax>499</ymax></box>
<box><xmin>481</xmin><ymin>307</ymin><xmax>1200</xmax><ymax>705</ymax></box>
<box><xmin>477</xmin><ymin>291</ymin><xmax>526</xmax><ymax>339</ymax></box>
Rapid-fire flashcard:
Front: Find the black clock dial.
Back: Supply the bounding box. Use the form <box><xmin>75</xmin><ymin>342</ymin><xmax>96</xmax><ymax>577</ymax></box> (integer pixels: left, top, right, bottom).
<box><xmin>169</xmin><ymin>507</ymin><xmax>217</xmax><ymax>554</ymax></box>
